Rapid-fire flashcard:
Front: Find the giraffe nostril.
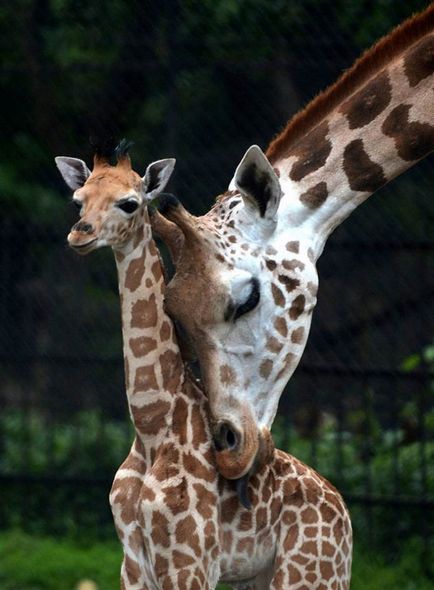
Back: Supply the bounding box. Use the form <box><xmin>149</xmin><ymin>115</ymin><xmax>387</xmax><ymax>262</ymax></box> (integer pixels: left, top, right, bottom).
<box><xmin>73</xmin><ymin>221</ymin><xmax>94</xmax><ymax>234</ymax></box>
<box><xmin>214</xmin><ymin>422</ymin><xmax>240</xmax><ymax>452</ymax></box>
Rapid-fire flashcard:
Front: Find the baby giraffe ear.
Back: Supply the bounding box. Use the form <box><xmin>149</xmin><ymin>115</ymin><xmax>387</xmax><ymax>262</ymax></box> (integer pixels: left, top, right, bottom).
<box><xmin>142</xmin><ymin>158</ymin><xmax>176</xmax><ymax>202</ymax></box>
<box><xmin>55</xmin><ymin>157</ymin><xmax>91</xmax><ymax>190</ymax></box>
<box><xmin>232</xmin><ymin>145</ymin><xmax>282</xmax><ymax>220</ymax></box>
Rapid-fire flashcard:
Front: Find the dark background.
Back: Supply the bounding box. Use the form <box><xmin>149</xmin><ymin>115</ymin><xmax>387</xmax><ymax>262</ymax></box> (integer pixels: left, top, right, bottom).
<box><xmin>0</xmin><ymin>0</ymin><xmax>433</xmax><ymax>575</ymax></box>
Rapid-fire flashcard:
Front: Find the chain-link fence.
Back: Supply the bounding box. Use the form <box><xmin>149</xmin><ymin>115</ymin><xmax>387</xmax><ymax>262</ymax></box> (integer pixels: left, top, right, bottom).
<box><xmin>1</xmin><ymin>0</ymin><xmax>433</xmax><ymax>566</ymax></box>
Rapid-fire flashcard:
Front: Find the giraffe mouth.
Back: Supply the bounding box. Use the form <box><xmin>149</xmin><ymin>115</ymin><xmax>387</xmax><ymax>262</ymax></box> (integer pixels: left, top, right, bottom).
<box><xmin>69</xmin><ymin>238</ymin><xmax>98</xmax><ymax>254</ymax></box>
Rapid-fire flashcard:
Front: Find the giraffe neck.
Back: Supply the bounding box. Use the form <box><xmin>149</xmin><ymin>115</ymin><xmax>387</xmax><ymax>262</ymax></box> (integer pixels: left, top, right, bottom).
<box><xmin>114</xmin><ymin>211</ymin><xmax>184</xmax><ymax>463</ymax></box>
<box><xmin>268</xmin><ymin>9</ymin><xmax>434</xmax><ymax>254</ymax></box>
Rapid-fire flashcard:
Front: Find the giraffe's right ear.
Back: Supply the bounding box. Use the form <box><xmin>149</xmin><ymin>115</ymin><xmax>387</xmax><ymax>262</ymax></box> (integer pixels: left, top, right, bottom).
<box><xmin>231</xmin><ymin>145</ymin><xmax>282</xmax><ymax>222</ymax></box>
<box><xmin>55</xmin><ymin>157</ymin><xmax>91</xmax><ymax>191</ymax></box>
<box><xmin>142</xmin><ymin>158</ymin><xmax>176</xmax><ymax>202</ymax></box>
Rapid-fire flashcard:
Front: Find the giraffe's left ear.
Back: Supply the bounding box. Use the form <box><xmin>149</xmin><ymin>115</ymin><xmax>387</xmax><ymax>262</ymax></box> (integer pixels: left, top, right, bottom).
<box><xmin>142</xmin><ymin>158</ymin><xmax>176</xmax><ymax>202</ymax></box>
<box><xmin>232</xmin><ymin>145</ymin><xmax>282</xmax><ymax>220</ymax></box>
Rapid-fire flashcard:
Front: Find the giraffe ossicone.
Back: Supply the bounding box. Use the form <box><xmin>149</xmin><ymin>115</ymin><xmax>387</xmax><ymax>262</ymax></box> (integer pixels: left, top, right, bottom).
<box><xmin>159</xmin><ymin>3</ymin><xmax>434</xmax><ymax>478</ymax></box>
<box><xmin>57</xmin><ymin>141</ymin><xmax>352</xmax><ymax>589</ymax></box>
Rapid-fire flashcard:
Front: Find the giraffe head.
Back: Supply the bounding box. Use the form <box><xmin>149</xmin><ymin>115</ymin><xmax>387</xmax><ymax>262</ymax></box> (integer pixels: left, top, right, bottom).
<box><xmin>55</xmin><ymin>140</ymin><xmax>175</xmax><ymax>254</ymax></box>
<box><xmin>158</xmin><ymin>146</ymin><xmax>318</xmax><ymax>479</ymax></box>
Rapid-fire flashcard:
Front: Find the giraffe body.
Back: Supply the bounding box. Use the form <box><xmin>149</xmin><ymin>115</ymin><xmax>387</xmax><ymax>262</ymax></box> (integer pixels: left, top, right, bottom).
<box><xmin>57</xmin><ymin>146</ymin><xmax>352</xmax><ymax>589</ymax></box>
<box><xmin>159</xmin><ymin>4</ymin><xmax>434</xmax><ymax>478</ymax></box>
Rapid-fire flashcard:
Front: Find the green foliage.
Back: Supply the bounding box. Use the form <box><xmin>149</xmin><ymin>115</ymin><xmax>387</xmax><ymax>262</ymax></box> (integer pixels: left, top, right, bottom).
<box><xmin>0</xmin><ymin>531</ymin><xmax>121</xmax><ymax>590</ymax></box>
<box><xmin>0</xmin><ymin>409</ymin><xmax>133</xmax><ymax>476</ymax></box>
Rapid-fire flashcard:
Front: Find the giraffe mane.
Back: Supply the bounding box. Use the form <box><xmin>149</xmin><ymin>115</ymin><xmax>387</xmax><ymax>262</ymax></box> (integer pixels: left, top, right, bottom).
<box><xmin>89</xmin><ymin>136</ymin><xmax>133</xmax><ymax>166</ymax></box>
<box><xmin>266</xmin><ymin>3</ymin><xmax>434</xmax><ymax>163</ymax></box>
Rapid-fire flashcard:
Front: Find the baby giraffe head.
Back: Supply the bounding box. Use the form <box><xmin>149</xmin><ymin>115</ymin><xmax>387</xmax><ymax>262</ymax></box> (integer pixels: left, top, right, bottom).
<box><xmin>157</xmin><ymin>146</ymin><xmax>319</xmax><ymax>482</ymax></box>
<box><xmin>55</xmin><ymin>140</ymin><xmax>175</xmax><ymax>254</ymax></box>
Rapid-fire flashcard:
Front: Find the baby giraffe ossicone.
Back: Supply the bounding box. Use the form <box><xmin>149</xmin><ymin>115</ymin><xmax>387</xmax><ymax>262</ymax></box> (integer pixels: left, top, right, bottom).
<box><xmin>56</xmin><ymin>141</ymin><xmax>352</xmax><ymax>589</ymax></box>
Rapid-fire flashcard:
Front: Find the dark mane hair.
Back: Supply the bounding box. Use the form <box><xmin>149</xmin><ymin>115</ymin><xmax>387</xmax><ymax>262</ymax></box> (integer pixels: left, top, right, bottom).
<box><xmin>266</xmin><ymin>3</ymin><xmax>434</xmax><ymax>163</ymax></box>
<box><xmin>89</xmin><ymin>136</ymin><xmax>133</xmax><ymax>164</ymax></box>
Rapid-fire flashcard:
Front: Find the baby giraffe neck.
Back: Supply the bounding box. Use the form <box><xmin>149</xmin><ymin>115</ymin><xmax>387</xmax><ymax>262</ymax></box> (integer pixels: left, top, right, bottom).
<box><xmin>114</xmin><ymin>215</ymin><xmax>184</xmax><ymax>463</ymax></box>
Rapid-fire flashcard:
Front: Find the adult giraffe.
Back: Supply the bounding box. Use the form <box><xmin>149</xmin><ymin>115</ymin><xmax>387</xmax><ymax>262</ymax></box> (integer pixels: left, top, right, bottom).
<box><xmin>56</xmin><ymin>143</ymin><xmax>352</xmax><ymax>589</ymax></box>
<box><xmin>157</xmin><ymin>4</ymin><xmax>434</xmax><ymax>480</ymax></box>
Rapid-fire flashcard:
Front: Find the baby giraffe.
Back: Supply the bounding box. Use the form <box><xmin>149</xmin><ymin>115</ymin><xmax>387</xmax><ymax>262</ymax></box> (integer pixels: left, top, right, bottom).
<box><xmin>56</xmin><ymin>141</ymin><xmax>352</xmax><ymax>590</ymax></box>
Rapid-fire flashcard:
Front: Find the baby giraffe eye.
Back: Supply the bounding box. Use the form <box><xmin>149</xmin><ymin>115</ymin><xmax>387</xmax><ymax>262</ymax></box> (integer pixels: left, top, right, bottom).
<box><xmin>116</xmin><ymin>199</ymin><xmax>139</xmax><ymax>214</ymax></box>
<box><xmin>228</xmin><ymin>278</ymin><xmax>260</xmax><ymax>321</ymax></box>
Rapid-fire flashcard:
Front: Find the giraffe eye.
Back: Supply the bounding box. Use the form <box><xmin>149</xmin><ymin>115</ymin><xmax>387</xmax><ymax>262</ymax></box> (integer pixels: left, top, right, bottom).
<box><xmin>72</xmin><ymin>199</ymin><xmax>82</xmax><ymax>211</ymax></box>
<box><xmin>116</xmin><ymin>199</ymin><xmax>139</xmax><ymax>214</ymax></box>
<box><xmin>233</xmin><ymin>278</ymin><xmax>260</xmax><ymax>321</ymax></box>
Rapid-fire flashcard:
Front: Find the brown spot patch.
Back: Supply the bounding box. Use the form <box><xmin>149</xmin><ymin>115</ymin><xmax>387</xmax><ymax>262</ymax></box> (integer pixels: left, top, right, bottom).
<box><xmin>300</xmin><ymin>181</ymin><xmax>328</xmax><ymax>209</ymax></box>
<box><xmin>175</xmin><ymin>515</ymin><xmax>201</xmax><ymax>557</ymax></box>
<box><xmin>343</xmin><ymin>139</ymin><xmax>386</xmax><ymax>192</ymax></box>
<box><xmin>220</xmin><ymin>364</ymin><xmax>237</xmax><ymax>386</ymax></box>
<box><xmin>266</xmin><ymin>245</ymin><xmax>278</xmax><ymax>255</ymax></box>
<box><xmin>183</xmin><ymin>452</ymin><xmax>214</xmax><ymax>482</ymax></box>
<box><xmin>278</xmin><ymin>274</ymin><xmax>300</xmax><ymax>292</ymax></box>
<box><xmin>283</xmin><ymin>259</ymin><xmax>305</xmax><ymax>271</ymax></box>
<box><xmin>266</xmin><ymin>259</ymin><xmax>277</xmax><ymax>271</ymax></box>
<box><xmin>173</xmin><ymin>549</ymin><xmax>195</xmax><ymax>568</ymax></box>
<box><xmin>271</xmin><ymin>283</ymin><xmax>285</xmax><ymax>307</ymax></box>
<box><xmin>132</xmin><ymin>364</ymin><xmax>158</xmax><ymax>393</ymax></box>
<box><xmin>163</xmin><ymin>478</ymin><xmax>189</xmax><ymax>515</ymax></box>
<box><xmin>239</xmin><ymin>510</ymin><xmax>253</xmax><ymax>531</ymax></box>
<box><xmin>151</xmin><ymin>510</ymin><xmax>170</xmax><ymax>547</ymax></box>
<box><xmin>274</xmin><ymin>316</ymin><xmax>288</xmax><ymax>337</ymax></box>
<box><xmin>283</xmin><ymin>524</ymin><xmax>299</xmax><ymax>551</ymax></box>
<box><xmin>124</xmin><ymin>357</ymin><xmax>130</xmax><ymax>390</ymax></box>
<box><xmin>129</xmin><ymin>336</ymin><xmax>157</xmax><ymax>358</ymax></box>
<box><xmin>288</xmin><ymin>565</ymin><xmax>302</xmax><ymax>584</ymax></box>
<box><xmin>275</xmin><ymin>352</ymin><xmax>297</xmax><ymax>382</ymax></box>
<box><xmin>160</xmin><ymin>320</ymin><xmax>171</xmax><ymax>341</ymax></box>
<box><xmin>151</xmin><ymin>260</ymin><xmax>162</xmax><ymax>282</ymax></box>
<box><xmin>340</xmin><ymin>70</ymin><xmax>391</xmax><ymax>128</ymax></box>
<box><xmin>260</xmin><ymin>359</ymin><xmax>273</xmax><ymax>379</ymax></box>
<box><xmin>300</xmin><ymin>540</ymin><xmax>319</xmax><ymax>556</ymax></box>
<box><xmin>125</xmin><ymin>252</ymin><xmax>146</xmax><ymax>292</ymax></box>
<box><xmin>221</xmin><ymin>495</ymin><xmax>239</xmax><ymax>523</ymax></box>
<box><xmin>266</xmin><ymin>336</ymin><xmax>283</xmax><ymax>353</ymax></box>
<box><xmin>320</xmin><ymin>561</ymin><xmax>334</xmax><ymax>579</ymax></box>
<box><xmin>286</xmin><ymin>241</ymin><xmax>299</xmax><ymax>253</ymax></box>
<box><xmin>193</xmin><ymin>483</ymin><xmax>217</xmax><ymax>519</ymax></box>
<box><xmin>159</xmin><ymin>349</ymin><xmax>182</xmax><ymax>390</ymax></box>
<box><xmin>131</xmin><ymin>399</ymin><xmax>170</xmax><ymax>435</ymax></box>
<box><xmin>404</xmin><ymin>34</ymin><xmax>434</xmax><ymax>87</ymax></box>
<box><xmin>382</xmin><ymin>104</ymin><xmax>434</xmax><ymax>162</ymax></box>
<box><xmin>124</xmin><ymin>554</ymin><xmax>141</xmax><ymax>585</ymax></box>
<box><xmin>131</xmin><ymin>294</ymin><xmax>158</xmax><ymax>329</ymax></box>
<box><xmin>173</xmin><ymin>396</ymin><xmax>188</xmax><ymax>444</ymax></box>
<box><xmin>191</xmin><ymin>405</ymin><xmax>208</xmax><ymax>446</ymax></box>
<box><xmin>289</xmin><ymin>294</ymin><xmax>305</xmax><ymax>320</ymax></box>
<box><xmin>301</xmin><ymin>506</ymin><xmax>318</xmax><ymax>524</ymax></box>
<box><xmin>255</xmin><ymin>506</ymin><xmax>268</xmax><ymax>532</ymax></box>
<box><xmin>289</xmin><ymin>121</ymin><xmax>332</xmax><ymax>182</ymax></box>
<box><xmin>154</xmin><ymin>553</ymin><xmax>169</xmax><ymax>577</ymax></box>
<box><xmin>291</xmin><ymin>326</ymin><xmax>305</xmax><ymax>343</ymax></box>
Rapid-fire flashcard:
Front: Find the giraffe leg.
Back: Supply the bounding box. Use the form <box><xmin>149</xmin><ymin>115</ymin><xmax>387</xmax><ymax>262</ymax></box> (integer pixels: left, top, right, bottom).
<box><xmin>120</xmin><ymin>556</ymin><xmax>151</xmax><ymax>590</ymax></box>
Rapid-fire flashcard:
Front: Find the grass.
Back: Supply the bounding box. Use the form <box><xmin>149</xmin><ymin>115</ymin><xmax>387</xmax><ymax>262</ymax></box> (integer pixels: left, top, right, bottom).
<box><xmin>0</xmin><ymin>531</ymin><xmax>433</xmax><ymax>590</ymax></box>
